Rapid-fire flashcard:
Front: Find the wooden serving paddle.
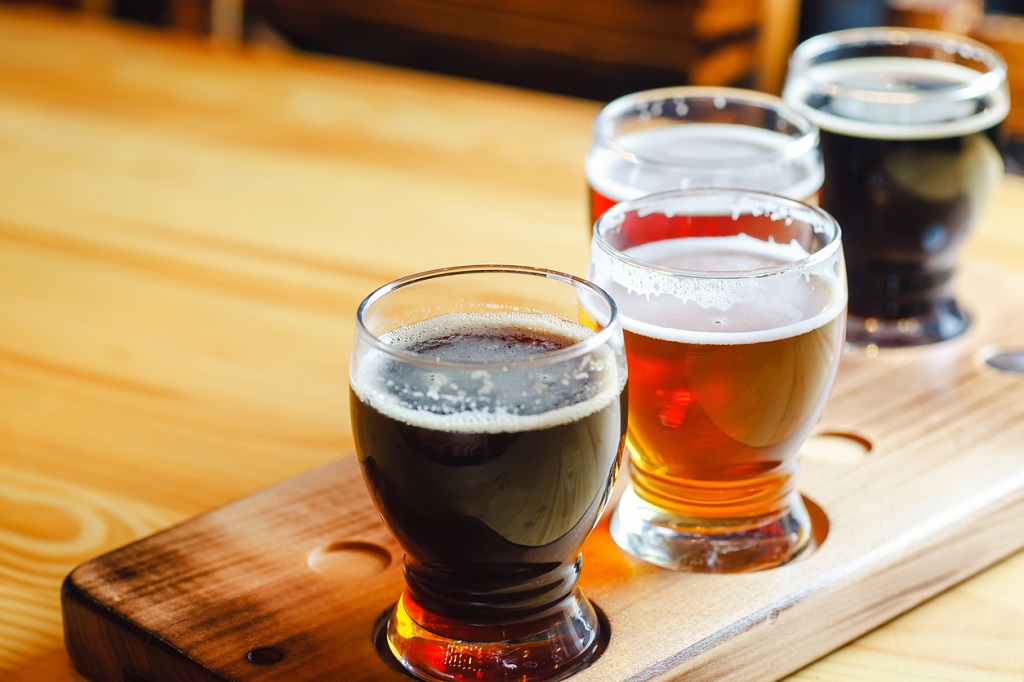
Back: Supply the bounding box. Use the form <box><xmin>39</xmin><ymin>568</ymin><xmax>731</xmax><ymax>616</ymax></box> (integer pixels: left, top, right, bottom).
<box><xmin>63</xmin><ymin>260</ymin><xmax>1024</xmax><ymax>681</ymax></box>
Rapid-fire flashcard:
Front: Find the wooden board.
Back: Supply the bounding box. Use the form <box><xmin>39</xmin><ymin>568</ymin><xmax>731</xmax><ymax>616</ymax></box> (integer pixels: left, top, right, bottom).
<box><xmin>62</xmin><ymin>259</ymin><xmax>1024</xmax><ymax>682</ymax></box>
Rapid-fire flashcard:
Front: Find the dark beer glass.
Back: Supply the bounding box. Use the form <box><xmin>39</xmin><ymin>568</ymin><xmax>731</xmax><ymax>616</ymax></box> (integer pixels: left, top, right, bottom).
<box><xmin>350</xmin><ymin>265</ymin><xmax>627</xmax><ymax>682</ymax></box>
<box><xmin>783</xmin><ymin>27</ymin><xmax>1009</xmax><ymax>346</ymax></box>
<box><xmin>588</xmin><ymin>189</ymin><xmax>846</xmax><ymax>572</ymax></box>
<box><xmin>586</xmin><ymin>86</ymin><xmax>824</xmax><ymax>226</ymax></box>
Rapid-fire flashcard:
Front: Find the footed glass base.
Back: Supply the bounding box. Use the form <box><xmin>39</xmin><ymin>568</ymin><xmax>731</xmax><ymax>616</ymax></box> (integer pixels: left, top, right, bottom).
<box><xmin>610</xmin><ymin>485</ymin><xmax>813</xmax><ymax>573</ymax></box>
<box><xmin>845</xmin><ymin>300</ymin><xmax>970</xmax><ymax>347</ymax></box>
<box><xmin>383</xmin><ymin>588</ymin><xmax>601</xmax><ymax>682</ymax></box>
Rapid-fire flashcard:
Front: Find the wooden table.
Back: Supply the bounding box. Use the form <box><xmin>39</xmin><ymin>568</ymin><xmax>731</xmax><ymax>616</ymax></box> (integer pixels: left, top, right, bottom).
<box><xmin>2</xmin><ymin>7</ymin><xmax>1023</xmax><ymax>681</ymax></box>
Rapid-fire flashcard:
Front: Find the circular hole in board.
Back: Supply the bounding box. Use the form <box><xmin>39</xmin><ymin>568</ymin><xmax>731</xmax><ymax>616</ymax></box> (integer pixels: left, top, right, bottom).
<box><xmin>977</xmin><ymin>347</ymin><xmax>1024</xmax><ymax>375</ymax></box>
<box><xmin>307</xmin><ymin>541</ymin><xmax>392</xmax><ymax>579</ymax></box>
<box><xmin>776</xmin><ymin>495</ymin><xmax>830</xmax><ymax>566</ymax></box>
<box><xmin>802</xmin><ymin>431</ymin><xmax>873</xmax><ymax>464</ymax></box>
<box><xmin>805</xmin><ymin>495</ymin><xmax>830</xmax><ymax>554</ymax></box>
<box><xmin>246</xmin><ymin>646</ymin><xmax>285</xmax><ymax>665</ymax></box>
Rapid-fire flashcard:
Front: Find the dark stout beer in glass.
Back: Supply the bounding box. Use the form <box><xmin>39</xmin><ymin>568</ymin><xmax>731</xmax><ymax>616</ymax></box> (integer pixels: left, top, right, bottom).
<box><xmin>586</xmin><ymin>87</ymin><xmax>824</xmax><ymax>226</ymax></box>
<box><xmin>784</xmin><ymin>28</ymin><xmax>1009</xmax><ymax>346</ymax></box>
<box><xmin>589</xmin><ymin>189</ymin><xmax>846</xmax><ymax>572</ymax></box>
<box><xmin>350</xmin><ymin>266</ymin><xmax>627</xmax><ymax>682</ymax></box>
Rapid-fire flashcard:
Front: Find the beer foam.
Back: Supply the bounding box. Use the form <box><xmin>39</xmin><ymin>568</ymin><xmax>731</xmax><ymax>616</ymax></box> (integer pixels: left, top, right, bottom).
<box><xmin>785</xmin><ymin>57</ymin><xmax>1009</xmax><ymax>140</ymax></box>
<box><xmin>586</xmin><ymin>124</ymin><xmax>824</xmax><ymax>202</ymax></box>
<box><xmin>351</xmin><ymin>312</ymin><xmax>625</xmax><ymax>434</ymax></box>
<box><xmin>589</xmin><ymin>234</ymin><xmax>846</xmax><ymax>345</ymax></box>
<box><xmin>620</xmin><ymin>297</ymin><xmax>845</xmax><ymax>346</ymax></box>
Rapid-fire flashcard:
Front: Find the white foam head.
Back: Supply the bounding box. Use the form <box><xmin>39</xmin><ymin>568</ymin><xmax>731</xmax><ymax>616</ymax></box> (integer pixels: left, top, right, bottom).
<box><xmin>588</xmin><ymin>87</ymin><xmax>824</xmax><ymax>202</ymax></box>
<box><xmin>591</xmin><ymin>235</ymin><xmax>845</xmax><ymax>345</ymax></box>
<box><xmin>784</xmin><ymin>50</ymin><xmax>1009</xmax><ymax>140</ymax></box>
<box><xmin>351</xmin><ymin>312</ymin><xmax>626</xmax><ymax>433</ymax></box>
<box><xmin>588</xmin><ymin>191</ymin><xmax>846</xmax><ymax>345</ymax></box>
<box><xmin>587</xmin><ymin>123</ymin><xmax>824</xmax><ymax>202</ymax></box>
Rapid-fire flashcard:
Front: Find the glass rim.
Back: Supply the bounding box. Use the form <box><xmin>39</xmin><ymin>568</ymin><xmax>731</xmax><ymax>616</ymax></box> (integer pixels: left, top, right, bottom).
<box><xmin>592</xmin><ymin>188</ymin><xmax>843</xmax><ymax>280</ymax></box>
<box><xmin>355</xmin><ymin>264</ymin><xmax>621</xmax><ymax>370</ymax></box>
<box><xmin>788</xmin><ymin>26</ymin><xmax>1008</xmax><ymax>104</ymax></box>
<box><xmin>591</xmin><ymin>86</ymin><xmax>821</xmax><ymax>170</ymax></box>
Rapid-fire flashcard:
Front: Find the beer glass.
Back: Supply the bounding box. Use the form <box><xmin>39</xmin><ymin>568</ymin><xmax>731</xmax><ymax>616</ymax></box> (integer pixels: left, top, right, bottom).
<box><xmin>586</xmin><ymin>86</ymin><xmax>824</xmax><ymax>225</ymax></box>
<box><xmin>588</xmin><ymin>189</ymin><xmax>846</xmax><ymax>572</ymax></box>
<box><xmin>783</xmin><ymin>28</ymin><xmax>1009</xmax><ymax>346</ymax></box>
<box><xmin>350</xmin><ymin>265</ymin><xmax>628</xmax><ymax>681</ymax></box>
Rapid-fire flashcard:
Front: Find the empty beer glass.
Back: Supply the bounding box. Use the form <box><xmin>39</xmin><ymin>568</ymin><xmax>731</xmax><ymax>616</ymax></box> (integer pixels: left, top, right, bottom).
<box><xmin>588</xmin><ymin>189</ymin><xmax>846</xmax><ymax>572</ymax></box>
<box><xmin>783</xmin><ymin>27</ymin><xmax>1009</xmax><ymax>346</ymax></box>
<box><xmin>586</xmin><ymin>86</ymin><xmax>824</xmax><ymax>226</ymax></box>
<box><xmin>350</xmin><ymin>265</ymin><xmax>628</xmax><ymax>681</ymax></box>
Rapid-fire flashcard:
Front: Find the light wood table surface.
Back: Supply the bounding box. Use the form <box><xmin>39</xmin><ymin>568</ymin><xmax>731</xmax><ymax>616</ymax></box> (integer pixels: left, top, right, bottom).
<box><xmin>2</xmin><ymin>7</ymin><xmax>1023</xmax><ymax>681</ymax></box>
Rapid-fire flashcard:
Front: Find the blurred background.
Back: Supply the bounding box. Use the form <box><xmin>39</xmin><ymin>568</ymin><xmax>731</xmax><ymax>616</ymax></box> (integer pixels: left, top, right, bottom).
<box><xmin>5</xmin><ymin>0</ymin><xmax>1024</xmax><ymax>153</ymax></box>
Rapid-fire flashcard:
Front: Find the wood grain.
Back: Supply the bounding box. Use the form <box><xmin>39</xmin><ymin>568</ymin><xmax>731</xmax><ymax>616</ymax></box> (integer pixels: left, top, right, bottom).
<box><xmin>2</xmin><ymin>6</ymin><xmax>1024</xmax><ymax>681</ymax></box>
<box><xmin>59</xmin><ymin>259</ymin><xmax>1024</xmax><ymax>682</ymax></box>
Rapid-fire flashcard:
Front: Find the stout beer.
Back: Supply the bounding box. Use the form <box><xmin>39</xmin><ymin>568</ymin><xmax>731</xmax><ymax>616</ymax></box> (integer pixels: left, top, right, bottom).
<box><xmin>350</xmin><ymin>312</ymin><xmax>626</xmax><ymax>621</ymax></box>
<box><xmin>784</xmin><ymin>30</ymin><xmax>1009</xmax><ymax>345</ymax></box>
<box><xmin>350</xmin><ymin>266</ymin><xmax>627</xmax><ymax>681</ymax></box>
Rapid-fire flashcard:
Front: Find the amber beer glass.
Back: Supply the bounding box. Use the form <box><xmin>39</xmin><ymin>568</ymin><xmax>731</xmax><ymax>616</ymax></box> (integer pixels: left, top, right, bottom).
<box><xmin>586</xmin><ymin>87</ymin><xmax>824</xmax><ymax>225</ymax></box>
<box><xmin>784</xmin><ymin>28</ymin><xmax>1009</xmax><ymax>346</ymax></box>
<box><xmin>350</xmin><ymin>266</ymin><xmax>627</xmax><ymax>682</ymax></box>
<box><xmin>588</xmin><ymin>189</ymin><xmax>846</xmax><ymax>572</ymax></box>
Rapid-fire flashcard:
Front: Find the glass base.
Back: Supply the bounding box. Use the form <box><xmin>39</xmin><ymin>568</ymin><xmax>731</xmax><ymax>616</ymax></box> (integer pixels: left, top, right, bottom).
<box><xmin>845</xmin><ymin>300</ymin><xmax>970</xmax><ymax>347</ymax></box>
<box><xmin>383</xmin><ymin>588</ymin><xmax>601</xmax><ymax>682</ymax></box>
<box><xmin>609</xmin><ymin>485</ymin><xmax>813</xmax><ymax>573</ymax></box>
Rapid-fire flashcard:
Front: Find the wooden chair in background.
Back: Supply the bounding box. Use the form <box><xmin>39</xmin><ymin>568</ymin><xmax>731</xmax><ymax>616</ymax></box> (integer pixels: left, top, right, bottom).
<box><xmin>49</xmin><ymin>0</ymin><xmax>801</xmax><ymax>100</ymax></box>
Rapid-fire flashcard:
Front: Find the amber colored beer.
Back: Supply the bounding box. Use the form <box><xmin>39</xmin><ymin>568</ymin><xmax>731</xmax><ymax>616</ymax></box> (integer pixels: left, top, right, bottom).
<box><xmin>589</xmin><ymin>190</ymin><xmax>846</xmax><ymax>572</ymax></box>
<box><xmin>616</xmin><ymin>236</ymin><xmax>843</xmax><ymax>519</ymax></box>
<box><xmin>350</xmin><ymin>298</ymin><xmax>627</xmax><ymax>680</ymax></box>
